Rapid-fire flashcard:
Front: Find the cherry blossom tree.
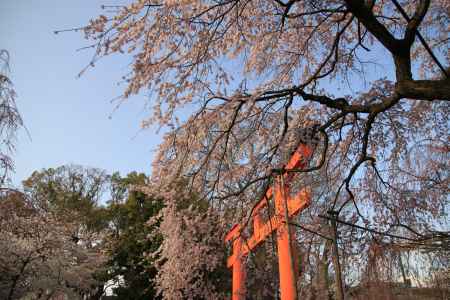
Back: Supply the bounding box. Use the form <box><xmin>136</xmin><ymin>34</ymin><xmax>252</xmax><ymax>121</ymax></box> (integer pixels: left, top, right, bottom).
<box><xmin>0</xmin><ymin>191</ymin><xmax>104</xmax><ymax>300</ymax></box>
<box><xmin>78</xmin><ymin>0</ymin><xmax>449</xmax><ymax>297</ymax></box>
<box><xmin>143</xmin><ymin>181</ymin><xmax>230</xmax><ymax>299</ymax></box>
<box><xmin>81</xmin><ymin>0</ymin><xmax>448</xmax><ymax>216</ymax></box>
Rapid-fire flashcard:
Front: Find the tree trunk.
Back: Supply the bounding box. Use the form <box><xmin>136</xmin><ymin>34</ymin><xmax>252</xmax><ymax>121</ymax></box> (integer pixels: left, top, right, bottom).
<box><xmin>315</xmin><ymin>258</ymin><xmax>330</xmax><ymax>300</ymax></box>
<box><xmin>330</xmin><ymin>214</ymin><xmax>345</xmax><ymax>300</ymax></box>
<box><xmin>8</xmin><ymin>257</ymin><xmax>30</xmax><ymax>300</ymax></box>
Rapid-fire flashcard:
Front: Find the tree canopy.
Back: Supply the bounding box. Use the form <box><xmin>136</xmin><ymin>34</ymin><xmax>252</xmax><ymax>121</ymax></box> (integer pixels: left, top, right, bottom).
<box><xmin>82</xmin><ymin>0</ymin><xmax>449</xmax><ymax>231</ymax></box>
<box><xmin>100</xmin><ymin>172</ymin><xmax>163</xmax><ymax>299</ymax></box>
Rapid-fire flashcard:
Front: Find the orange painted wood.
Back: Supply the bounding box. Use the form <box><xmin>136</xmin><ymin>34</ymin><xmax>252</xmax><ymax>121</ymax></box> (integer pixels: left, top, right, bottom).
<box><xmin>225</xmin><ymin>142</ymin><xmax>314</xmax><ymax>300</ymax></box>
<box><xmin>226</xmin><ymin>188</ymin><xmax>310</xmax><ymax>268</ymax></box>
<box><xmin>275</xmin><ymin>177</ymin><xmax>299</xmax><ymax>300</ymax></box>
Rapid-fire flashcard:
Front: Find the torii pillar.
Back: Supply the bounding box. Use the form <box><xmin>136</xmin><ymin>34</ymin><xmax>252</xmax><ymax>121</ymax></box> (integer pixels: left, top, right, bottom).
<box><xmin>225</xmin><ymin>143</ymin><xmax>314</xmax><ymax>300</ymax></box>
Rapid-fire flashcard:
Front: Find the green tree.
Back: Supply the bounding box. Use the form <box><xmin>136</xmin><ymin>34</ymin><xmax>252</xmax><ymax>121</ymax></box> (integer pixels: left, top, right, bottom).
<box><xmin>22</xmin><ymin>165</ymin><xmax>110</xmax><ymax>238</ymax></box>
<box><xmin>102</xmin><ymin>172</ymin><xmax>163</xmax><ymax>300</ymax></box>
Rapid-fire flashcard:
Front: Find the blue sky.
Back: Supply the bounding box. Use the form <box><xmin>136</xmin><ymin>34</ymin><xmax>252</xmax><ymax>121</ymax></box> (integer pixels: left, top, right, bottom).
<box><xmin>2</xmin><ymin>0</ymin><xmax>161</xmax><ymax>186</ymax></box>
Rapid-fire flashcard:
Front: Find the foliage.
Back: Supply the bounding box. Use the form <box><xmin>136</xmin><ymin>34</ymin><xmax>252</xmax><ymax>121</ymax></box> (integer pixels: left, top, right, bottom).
<box><xmin>21</xmin><ymin>167</ymin><xmax>165</xmax><ymax>299</ymax></box>
<box><xmin>18</xmin><ymin>166</ymin><xmax>229</xmax><ymax>299</ymax></box>
<box><xmin>23</xmin><ymin>165</ymin><xmax>110</xmax><ymax>240</ymax></box>
<box><xmin>101</xmin><ymin>172</ymin><xmax>164</xmax><ymax>300</ymax></box>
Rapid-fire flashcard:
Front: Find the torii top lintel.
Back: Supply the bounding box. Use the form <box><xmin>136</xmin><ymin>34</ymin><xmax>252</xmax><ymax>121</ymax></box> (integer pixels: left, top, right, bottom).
<box><xmin>225</xmin><ymin>143</ymin><xmax>314</xmax><ymax>266</ymax></box>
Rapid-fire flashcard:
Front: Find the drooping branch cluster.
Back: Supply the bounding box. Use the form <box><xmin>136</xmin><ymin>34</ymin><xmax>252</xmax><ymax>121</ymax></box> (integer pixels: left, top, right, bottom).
<box><xmin>0</xmin><ymin>50</ymin><xmax>24</xmax><ymax>186</ymax></box>
<box><xmin>78</xmin><ymin>0</ymin><xmax>449</xmax><ymax>244</ymax></box>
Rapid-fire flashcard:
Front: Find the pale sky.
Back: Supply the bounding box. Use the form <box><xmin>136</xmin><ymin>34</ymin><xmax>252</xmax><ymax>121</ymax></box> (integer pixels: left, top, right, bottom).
<box><xmin>1</xmin><ymin>0</ymin><xmax>161</xmax><ymax>185</ymax></box>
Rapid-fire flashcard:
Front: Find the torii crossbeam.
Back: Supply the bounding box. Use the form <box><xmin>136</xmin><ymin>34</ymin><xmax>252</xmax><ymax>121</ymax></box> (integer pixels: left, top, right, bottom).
<box><xmin>225</xmin><ymin>143</ymin><xmax>314</xmax><ymax>300</ymax></box>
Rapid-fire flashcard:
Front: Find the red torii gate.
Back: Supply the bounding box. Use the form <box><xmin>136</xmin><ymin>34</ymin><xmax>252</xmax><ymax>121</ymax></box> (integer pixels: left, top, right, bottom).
<box><xmin>225</xmin><ymin>143</ymin><xmax>314</xmax><ymax>300</ymax></box>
